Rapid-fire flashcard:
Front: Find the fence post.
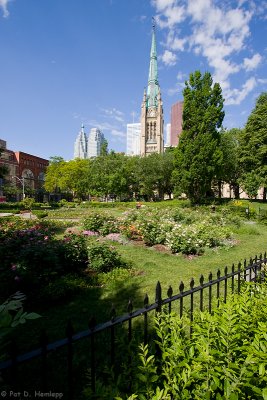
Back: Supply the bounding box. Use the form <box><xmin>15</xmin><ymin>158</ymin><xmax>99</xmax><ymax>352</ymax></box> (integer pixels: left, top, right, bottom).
<box><xmin>127</xmin><ymin>299</ymin><xmax>133</xmax><ymax>392</ymax></box>
<box><xmin>167</xmin><ymin>286</ymin><xmax>173</xmax><ymax>314</ymax></box>
<box><xmin>217</xmin><ymin>269</ymin><xmax>221</xmax><ymax>306</ymax></box>
<box><xmin>224</xmin><ymin>266</ymin><xmax>228</xmax><ymax>303</ymax></box>
<box><xmin>190</xmin><ymin>278</ymin><xmax>195</xmax><ymax>337</ymax></box>
<box><xmin>208</xmin><ymin>272</ymin><xmax>212</xmax><ymax>313</ymax></box>
<box><xmin>110</xmin><ymin>305</ymin><xmax>116</xmax><ymax>369</ymax></box>
<box><xmin>199</xmin><ymin>275</ymin><xmax>204</xmax><ymax>312</ymax></box>
<box><xmin>66</xmin><ymin>320</ymin><xmax>74</xmax><ymax>400</ymax></box>
<box><xmin>179</xmin><ymin>281</ymin><xmax>184</xmax><ymax>318</ymax></box>
<box><xmin>231</xmin><ymin>264</ymin><xmax>235</xmax><ymax>294</ymax></box>
<box><xmin>143</xmin><ymin>294</ymin><xmax>149</xmax><ymax>345</ymax></box>
<box><xmin>237</xmin><ymin>262</ymin><xmax>241</xmax><ymax>293</ymax></box>
<box><xmin>10</xmin><ymin>339</ymin><xmax>18</xmax><ymax>391</ymax></box>
<box><xmin>244</xmin><ymin>259</ymin><xmax>247</xmax><ymax>281</ymax></box>
<box><xmin>88</xmin><ymin>317</ymin><xmax>97</xmax><ymax>393</ymax></box>
<box><xmin>40</xmin><ymin>330</ymin><xmax>48</xmax><ymax>393</ymax></box>
<box><xmin>155</xmin><ymin>281</ymin><xmax>162</xmax><ymax>313</ymax></box>
<box><xmin>128</xmin><ymin>299</ymin><xmax>133</xmax><ymax>344</ymax></box>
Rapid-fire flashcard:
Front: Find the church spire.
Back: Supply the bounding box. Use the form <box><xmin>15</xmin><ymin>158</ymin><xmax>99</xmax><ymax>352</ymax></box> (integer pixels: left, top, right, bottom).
<box><xmin>147</xmin><ymin>18</ymin><xmax>159</xmax><ymax>108</ymax></box>
<box><xmin>140</xmin><ymin>17</ymin><xmax>164</xmax><ymax>157</ymax></box>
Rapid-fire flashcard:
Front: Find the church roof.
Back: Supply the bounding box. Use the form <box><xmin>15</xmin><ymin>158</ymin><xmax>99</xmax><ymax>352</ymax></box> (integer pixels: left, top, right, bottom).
<box><xmin>146</xmin><ymin>20</ymin><xmax>160</xmax><ymax>109</ymax></box>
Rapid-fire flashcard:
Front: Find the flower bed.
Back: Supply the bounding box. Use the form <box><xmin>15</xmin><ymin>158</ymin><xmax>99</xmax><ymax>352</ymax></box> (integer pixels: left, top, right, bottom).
<box><xmin>0</xmin><ymin>217</ymin><xmax>129</xmax><ymax>302</ymax></box>
<box><xmin>119</xmin><ymin>208</ymin><xmax>234</xmax><ymax>255</ymax></box>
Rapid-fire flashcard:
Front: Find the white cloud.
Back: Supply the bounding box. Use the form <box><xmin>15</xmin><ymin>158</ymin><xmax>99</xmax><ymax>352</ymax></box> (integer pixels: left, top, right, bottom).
<box><xmin>187</xmin><ymin>0</ymin><xmax>211</xmax><ymax>22</ymax></box>
<box><xmin>153</xmin><ymin>0</ymin><xmax>185</xmax><ymax>28</ymax></box>
<box><xmin>176</xmin><ymin>71</ymin><xmax>186</xmax><ymax>81</ymax></box>
<box><xmin>0</xmin><ymin>0</ymin><xmax>11</xmax><ymax>17</ymax></box>
<box><xmin>111</xmin><ymin>129</ymin><xmax>126</xmax><ymax>137</ymax></box>
<box><xmin>243</xmin><ymin>53</ymin><xmax>262</xmax><ymax>71</ymax></box>
<box><xmin>224</xmin><ymin>77</ymin><xmax>257</xmax><ymax>105</ymax></box>
<box><xmin>152</xmin><ymin>0</ymin><xmax>262</xmax><ymax>105</ymax></box>
<box><xmin>258</xmin><ymin>78</ymin><xmax>267</xmax><ymax>84</ymax></box>
<box><xmin>161</xmin><ymin>49</ymin><xmax>177</xmax><ymax>66</ymax></box>
<box><xmin>152</xmin><ymin>0</ymin><xmax>176</xmax><ymax>12</ymax></box>
<box><xmin>140</xmin><ymin>15</ymin><xmax>147</xmax><ymax>22</ymax></box>
<box><xmin>166</xmin><ymin>30</ymin><xmax>186</xmax><ymax>51</ymax></box>
<box><xmin>100</xmin><ymin>107</ymin><xmax>125</xmax><ymax>122</ymax></box>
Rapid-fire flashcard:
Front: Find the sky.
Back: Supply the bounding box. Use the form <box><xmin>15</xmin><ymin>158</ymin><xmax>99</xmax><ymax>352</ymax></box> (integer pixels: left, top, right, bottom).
<box><xmin>0</xmin><ymin>0</ymin><xmax>266</xmax><ymax>161</ymax></box>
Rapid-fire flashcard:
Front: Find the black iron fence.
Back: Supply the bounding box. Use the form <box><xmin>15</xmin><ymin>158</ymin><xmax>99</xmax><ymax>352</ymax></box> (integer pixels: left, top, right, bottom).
<box><xmin>0</xmin><ymin>253</ymin><xmax>266</xmax><ymax>398</ymax></box>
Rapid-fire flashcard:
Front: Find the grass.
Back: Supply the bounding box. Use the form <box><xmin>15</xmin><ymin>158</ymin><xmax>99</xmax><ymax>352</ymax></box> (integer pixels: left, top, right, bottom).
<box><xmin>12</xmin><ymin>204</ymin><xmax>267</xmax><ymax>342</ymax></box>
<box><xmin>2</xmin><ymin>200</ymin><xmax>267</xmax><ymax>397</ymax></box>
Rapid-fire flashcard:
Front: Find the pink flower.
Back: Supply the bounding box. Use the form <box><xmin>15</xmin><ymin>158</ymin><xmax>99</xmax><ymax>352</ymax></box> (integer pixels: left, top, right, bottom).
<box><xmin>44</xmin><ymin>236</ymin><xmax>49</xmax><ymax>240</ymax></box>
<box><xmin>11</xmin><ymin>265</ymin><xmax>17</xmax><ymax>271</ymax></box>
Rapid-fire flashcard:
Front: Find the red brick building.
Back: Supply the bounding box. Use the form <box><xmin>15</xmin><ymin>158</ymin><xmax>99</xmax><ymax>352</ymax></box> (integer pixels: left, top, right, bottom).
<box><xmin>0</xmin><ymin>139</ymin><xmax>49</xmax><ymax>200</ymax></box>
<box><xmin>170</xmin><ymin>101</ymin><xmax>183</xmax><ymax>147</ymax></box>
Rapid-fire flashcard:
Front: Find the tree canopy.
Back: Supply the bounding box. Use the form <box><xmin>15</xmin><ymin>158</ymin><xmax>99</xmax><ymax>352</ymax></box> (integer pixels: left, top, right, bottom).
<box><xmin>172</xmin><ymin>71</ymin><xmax>224</xmax><ymax>203</ymax></box>
<box><xmin>238</xmin><ymin>92</ymin><xmax>267</xmax><ymax>199</ymax></box>
<box><xmin>44</xmin><ymin>152</ymin><xmax>175</xmax><ymax>201</ymax></box>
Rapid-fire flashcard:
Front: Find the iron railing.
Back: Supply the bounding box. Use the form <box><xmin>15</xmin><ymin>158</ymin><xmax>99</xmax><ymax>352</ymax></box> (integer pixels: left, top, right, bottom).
<box><xmin>0</xmin><ymin>253</ymin><xmax>266</xmax><ymax>398</ymax></box>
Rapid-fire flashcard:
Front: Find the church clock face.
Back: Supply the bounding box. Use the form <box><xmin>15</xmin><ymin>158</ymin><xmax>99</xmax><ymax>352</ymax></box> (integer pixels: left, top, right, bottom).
<box><xmin>148</xmin><ymin>109</ymin><xmax>156</xmax><ymax>117</ymax></box>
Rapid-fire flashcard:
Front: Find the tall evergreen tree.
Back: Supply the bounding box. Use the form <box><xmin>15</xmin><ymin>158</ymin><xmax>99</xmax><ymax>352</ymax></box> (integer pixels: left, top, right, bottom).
<box><xmin>239</xmin><ymin>92</ymin><xmax>267</xmax><ymax>201</ymax></box>
<box><xmin>173</xmin><ymin>71</ymin><xmax>224</xmax><ymax>203</ymax></box>
<box><xmin>219</xmin><ymin>128</ymin><xmax>243</xmax><ymax>198</ymax></box>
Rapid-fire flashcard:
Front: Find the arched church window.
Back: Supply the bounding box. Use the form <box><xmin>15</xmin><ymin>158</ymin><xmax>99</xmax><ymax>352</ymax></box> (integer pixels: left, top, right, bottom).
<box><xmin>153</xmin><ymin>122</ymin><xmax>156</xmax><ymax>139</ymax></box>
<box><xmin>22</xmin><ymin>169</ymin><xmax>35</xmax><ymax>189</ymax></box>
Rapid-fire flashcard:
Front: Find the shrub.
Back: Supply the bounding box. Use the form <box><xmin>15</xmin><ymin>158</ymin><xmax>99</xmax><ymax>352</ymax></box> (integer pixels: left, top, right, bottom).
<box><xmin>57</xmin><ymin>233</ymin><xmax>88</xmax><ymax>273</ymax></box>
<box><xmin>39</xmin><ymin>274</ymin><xmax>92</xmax><ymax>303</ymax></box>
<box><xmin>83</xmin><ymin>212</ymin><xmax>119</xmax><ymax>235</ymax></box>
<box><xmin>21</xmin><ymin>197</ymin><xmax>35</xmax><ymax>210</ymax></box>
<box><xmin>114</xmin><ymin>281</ymin><xmax>267</xmax><ymax>400</ymax></box>
<box><xmin>31</xmin><ymin>210</ymin><xmax>48</xmax><ymax>219</ymax></box>
<box><xmin>87</xmin><ymin>242</ymin><xmax>128</xmax><ymax>273</ymax></box>
<box><xmin>120</xmin><ymin>208</ymin><xmax>234</xmax><ymax>254</ymax></box>
<box><xmin>0</xmin><ymin>221</ymin><xmax>88</xmax><ymax>300</ymax></box>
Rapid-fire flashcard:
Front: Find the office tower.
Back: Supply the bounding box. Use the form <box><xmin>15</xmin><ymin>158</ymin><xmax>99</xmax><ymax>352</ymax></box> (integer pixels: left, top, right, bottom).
<box><xmin>74</xmin><ymin>125</ymin><xmax>87</xmax><ymax>159</ymax></box>
<box><xmin>87</xmin><ymin>128</ymin><xmax>104</xmax><ymax>158</ymax></box>
<box><xmin>126</xmin><ymin>123</ymin><xmax>141</xmax><ymax>156</ymax></box>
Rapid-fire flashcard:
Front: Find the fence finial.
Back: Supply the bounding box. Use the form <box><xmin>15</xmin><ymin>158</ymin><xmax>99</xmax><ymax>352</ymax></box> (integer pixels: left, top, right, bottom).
<box><xmin>110</xmin><ymin>304</ymin><xmax>116</xmax><ymax>322</ymax></box>
<box><xmin>144</xmin><ymin>293</ymin><xmax>149</xmax><ymax>308</ymax></box>
<box><xmin>128</xmin><ymin>299</ymin><xmax>133</xmax><ymax>315</ymax></box>
<box><xmin>190</xmin><ymin>278</ymin><xmax>195</xmax><ymax>289</ymax></box>
<box><xmin>167</xmin><ymin>285</ymin><xmax>173</xmax><ymax>298</ymax></box>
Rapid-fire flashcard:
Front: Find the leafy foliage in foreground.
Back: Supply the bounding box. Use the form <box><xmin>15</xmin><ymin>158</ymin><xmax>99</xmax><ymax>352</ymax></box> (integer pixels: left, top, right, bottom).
<box><xmin>119</xmin><ymin>281</ymin><xmax>267</xmax><ymax>400</ymax></box>
<box><xmin>84</xmin><ymin>281</ymin><xmax>267</xmax><ymax>399</ymax></box>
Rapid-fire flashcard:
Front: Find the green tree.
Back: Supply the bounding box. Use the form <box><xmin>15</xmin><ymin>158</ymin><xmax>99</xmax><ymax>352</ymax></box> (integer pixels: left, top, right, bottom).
<box><xmin>59</xmin><ymin>159</ymin><xmax>91</xmax><ymax>199</ymax></box>
<box><xmin>239</xmin><ymin>92</ymin><xmax>267</xmax><ymax>201</ymax></box>
<box><xmin>173</xmin><ymin>71</ymin><xmax>224</xmax><ymax>203</ymax></box>
<box><xmin>218</xmin><ymin>128</ymin><xmax>243</xmax><ymax>198</ymax></box>
<box><xmin>241</xmin><ymin>171</ymin><xmax>261</xmax><ymax>200</ymax></box>
<box><xmin>100</xmin><ymin>139</ymin><xmax>109</xmax><ymax>156</ymax></box>
<box><xmin>44</xmin><ymin>157</ymin><xmax>66</xmax><ymax>193</ymax></box>
<box><xmin>136</xmin><ymin>153</ymin><xmax>175</xmax><ymax>201</ymax></box>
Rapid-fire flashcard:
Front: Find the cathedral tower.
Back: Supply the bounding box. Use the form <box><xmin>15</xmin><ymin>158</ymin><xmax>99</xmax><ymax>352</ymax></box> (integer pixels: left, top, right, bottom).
<box><xmin>140</xmin><ymin>20</ymin><xmax>164</xmax><ymax>156</ymax></box>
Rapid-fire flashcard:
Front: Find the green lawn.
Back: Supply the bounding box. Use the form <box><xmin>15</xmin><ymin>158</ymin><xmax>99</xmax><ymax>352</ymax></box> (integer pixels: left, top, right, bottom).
<box><xmin>13</xmin><ymin>203</ymin><xmax>267</xmax><ymax>345</ymax></box>
<box><xmin>3</xmin><ymin>201</ymin><xmax>267</xmax><ymax>398</ymax></box>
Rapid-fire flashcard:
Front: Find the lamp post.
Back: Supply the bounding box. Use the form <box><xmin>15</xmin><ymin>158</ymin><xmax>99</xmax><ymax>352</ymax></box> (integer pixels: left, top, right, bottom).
<box><xmin>12</xmin><ymin>176</ymin><xmax>25</xmax><ymax>200</ymax></box>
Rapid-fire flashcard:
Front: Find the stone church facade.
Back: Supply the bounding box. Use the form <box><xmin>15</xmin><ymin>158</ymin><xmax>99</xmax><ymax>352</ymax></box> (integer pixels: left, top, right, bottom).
<box><xmin>140</xmin><ymin>22</ymin><xmax>164</xmax><ymax>156</ymax></box>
